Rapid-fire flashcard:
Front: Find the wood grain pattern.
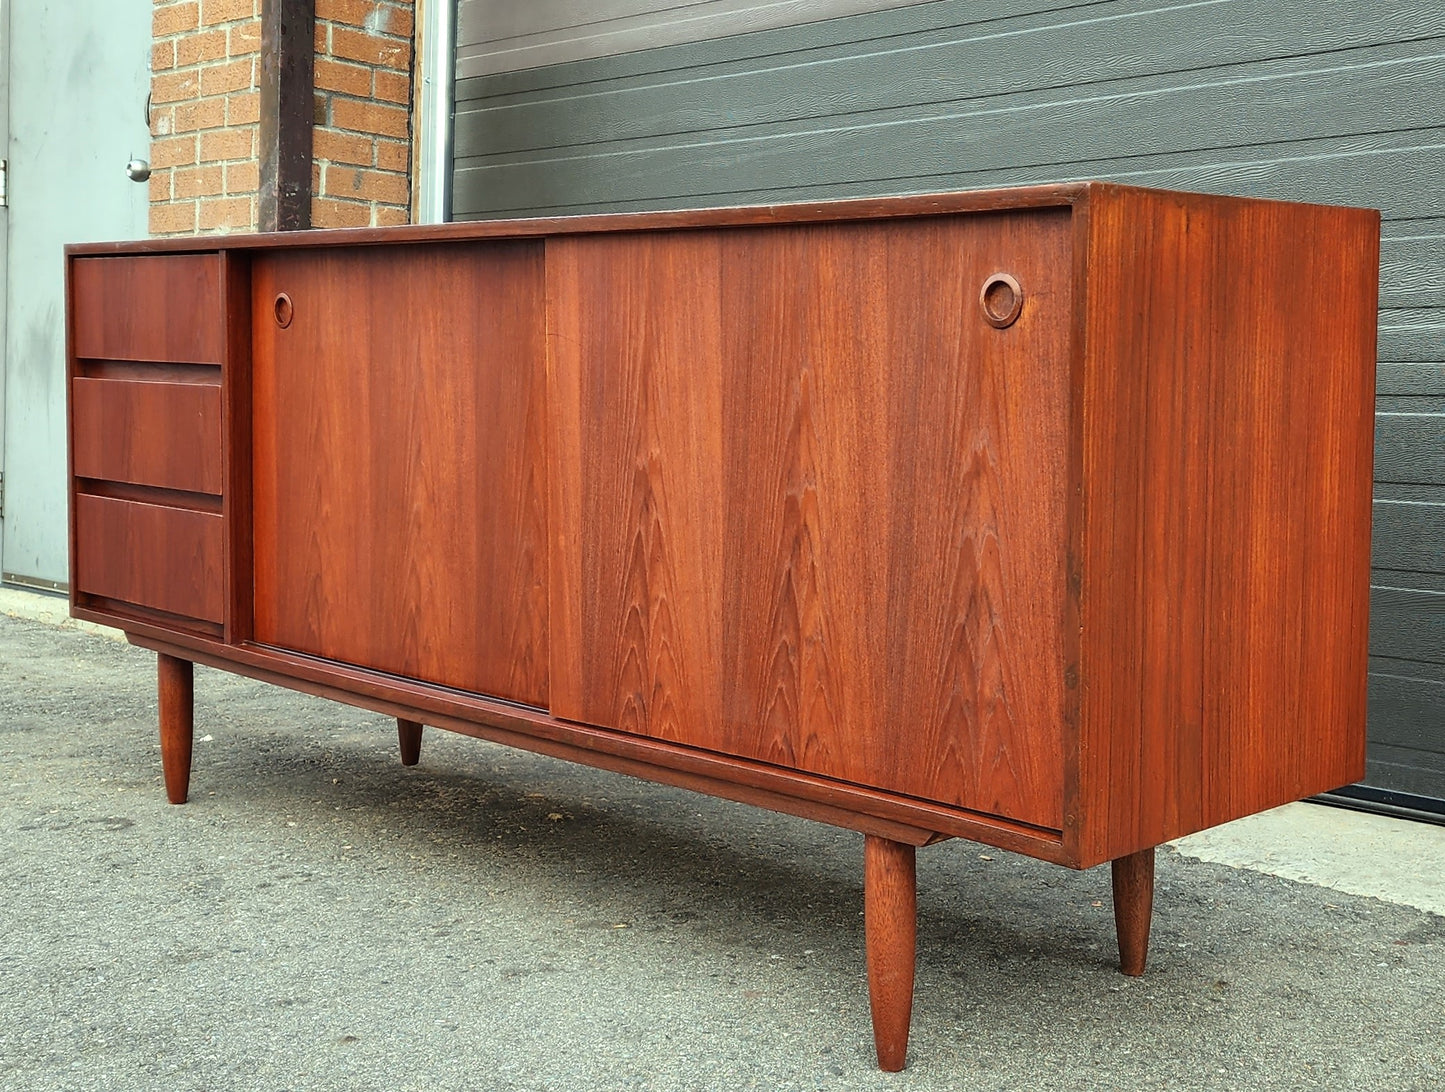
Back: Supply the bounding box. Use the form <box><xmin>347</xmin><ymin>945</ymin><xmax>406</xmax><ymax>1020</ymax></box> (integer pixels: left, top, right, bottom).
<box><xmin>251</xmin><ymin>242</ymin><xmax>550</xmax><ymax>707</ymax></box>
<box><xmin>158</xmin><ymin>654</ymin><xmax>194</xmax><ymax>805</ymax></box>
<box><xmin>71</xmin><ymin>376</ymin><xmax>223</xmax><ymax>494</ymax></box>
<box><xmin>398</xmin><ymin>719</ymin><xmax>423</xmax><ymax>766</ymax></box>
<box><xmin>71</xmin><ymin>255</ymin><xmax>224</xmax><ymax>364</ymax></box>
<box><xmin>1196</xmin><ymin>196</ymin><xmax>1379</xmax><ymax>829</ymax></box>
<box><xmin>1075</xmin><ymin>185</ymin><xmax>1378</xmax><ymax>865</ymax></box>
<box><xmin>1111</xmin><ymin>847</ymin><xmax>1154</xmax><ymax>976</ymax></box>
<box><xmin>73</xmin><ymin>493</ymin><xmax>225</xmax><ymax>623</ymax></box>
<box><xmin>864</xmin><ymin>835</ymin><xmax>916</xmax><ymax>1071</ymax></box>
<box><xmin>550</xmin><ymin>213</ymin><xmax>1073</xmax><ymax>829</ymax></box>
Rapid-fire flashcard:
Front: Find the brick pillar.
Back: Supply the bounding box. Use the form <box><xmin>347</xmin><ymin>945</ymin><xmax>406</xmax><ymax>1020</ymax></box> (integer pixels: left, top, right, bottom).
<box><xmin>150</xmin><ymin>0</ymin><xmax>415</xmax><ymax>236</ymax></box>
<box><xmin>150</xmin><ymin>0</ymin><xmax>263</xmax><ymax>235</ymax></box>
<box><xmin>313</xmin><ymin>1</ymin><xmax>415</xmax><ymax>228</ymax></box>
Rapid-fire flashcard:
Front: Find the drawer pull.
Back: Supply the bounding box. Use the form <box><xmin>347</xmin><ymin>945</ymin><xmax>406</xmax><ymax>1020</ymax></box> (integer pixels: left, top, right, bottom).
<box><xmin>274</xmin><ymin>292</ymin><xmax>294</xmax><ymax>329</ymax></box>
<box><xmin>980</xmin><ymin>273</ymin><xmax>1023</xmax><ymax>329</ymax></box>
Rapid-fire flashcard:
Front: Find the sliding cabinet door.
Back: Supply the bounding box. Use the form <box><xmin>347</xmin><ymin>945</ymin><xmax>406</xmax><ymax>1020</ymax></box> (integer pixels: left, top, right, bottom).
<box><xmin>549</xmin><ymin>213</ymin><xmax>1073</xmax><ymax>828</ymax></box>
<box><xmin>251</xmin><ymin>242</ymin><xmax>549</xmax><ymax>707</ymax></box>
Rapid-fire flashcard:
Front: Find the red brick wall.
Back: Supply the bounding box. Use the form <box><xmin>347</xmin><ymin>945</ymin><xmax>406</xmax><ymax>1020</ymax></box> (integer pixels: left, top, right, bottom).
<box><xmin>149</xmin><ymin>0</ymin><xmax>415</xmax><ymax>235</ymax></box>
<box><xmin>149</xmin><ymin>0</ymin><xmax>263</xmax><ymax>234</ymax></box>
<box><xmin>312</xmin><ymin>0</ymin><xmax>415</xmax><ymax>228</ymax></box>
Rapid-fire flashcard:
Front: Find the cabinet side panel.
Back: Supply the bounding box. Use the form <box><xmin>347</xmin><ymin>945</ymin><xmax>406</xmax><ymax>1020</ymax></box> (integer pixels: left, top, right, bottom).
<box><xmin>1076</xmin><ymin>190</ymin><xmax>1209</xmax><ymax>863</ymax></box>
<box><xmin>251</xmin><ymin>242</ymin><xmax>550</xmax><ymax>707</ymax></box>
<box><xmin>1199</xmin><ymin>199</ymin><xmax>1378</xmax><ymax>829</ymax></box>
<box><xmin>1078</xmin><ymin>188</ymin><xmax>1378</xmax><ymax>863</ymax></box>
<box><xmin>551</xmin><ymin>213</ymin><xmax>1073</xmax><ymax>828</ymax></box>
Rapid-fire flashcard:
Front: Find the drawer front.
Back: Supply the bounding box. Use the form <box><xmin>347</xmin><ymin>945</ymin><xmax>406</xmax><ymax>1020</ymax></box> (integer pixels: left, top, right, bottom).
<box><xmin>71</xmin><ymin>254</ymin><xmax>224</xmax><ymax>364</ymax></box>
<box><xmin>550</xmin><ymin>211</ymin><xmax>1074</xmax><ymax>829</ymax></box>
<box><xmin>74</xmin><ymin>494</ymin><xmax>224</xmax><ymax>623</ymax></box>
<box><xmin>72</xmin><ymin>376</ymin><xmax>223</xmax><ymax>494</ymax></box>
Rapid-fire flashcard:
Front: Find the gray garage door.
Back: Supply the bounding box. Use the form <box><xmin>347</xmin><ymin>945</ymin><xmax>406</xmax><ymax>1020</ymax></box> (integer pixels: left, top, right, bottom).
<box><xmin>451</xmin><ymin>0</ymin><xmax>1445</xmax><ymax>807</ymax></box>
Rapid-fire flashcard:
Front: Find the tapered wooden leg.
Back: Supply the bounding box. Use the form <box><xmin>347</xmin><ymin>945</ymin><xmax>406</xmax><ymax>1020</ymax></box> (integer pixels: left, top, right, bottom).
<box><xmin>864</xmin><ymin>835</ymin><xmax>916</xmax><ymax>1072</ymax></box>
<box><xmin>157</xmin><ymin>654</ymin><xmax>194</xmax><ymax>805</ymax></box>
<box><xmin>398</xmin><ymin>719</ymin><xmax>423</xmax><ymax>766</ymax></box>
<box><xmin>1112</xmin><ymin>846</ymin><xmax>1155</xmax><ymax>977</ymax></box>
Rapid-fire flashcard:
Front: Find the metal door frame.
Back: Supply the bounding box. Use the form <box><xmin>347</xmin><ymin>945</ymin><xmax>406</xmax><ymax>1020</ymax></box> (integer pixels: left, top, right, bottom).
<box><xmin>415</xmin><ymin>0</ymin><xmax>455</xmax><ymax>223</ymax></box>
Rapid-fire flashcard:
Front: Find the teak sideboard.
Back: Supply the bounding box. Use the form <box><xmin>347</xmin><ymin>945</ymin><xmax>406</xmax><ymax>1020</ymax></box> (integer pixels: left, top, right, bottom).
<box><xmin>65</xmin><ymin>183</ymin><xmax>1379</xmax><ymax>1071</ymax></box>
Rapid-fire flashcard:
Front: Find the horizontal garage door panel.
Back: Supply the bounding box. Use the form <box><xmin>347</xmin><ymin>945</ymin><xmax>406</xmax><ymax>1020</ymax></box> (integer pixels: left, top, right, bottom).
<box><xmin>1366</xmin><ymin>747</ymin><xmax>1445</xmax><ymax>800</ymax></box>
<box><xmin>457</xmin><ymin>46</ymin><xmax>1445</xmax><ymax>215</ymax></box>
<box><xmin>1373</xmin><ymin>500</ymin><xmax>1445</xmax><ymax>575</ymax></box>
<box><xmin>1378</xmin><ymin>364</ymin><xmax>1445</xmax><ymax>394</ymax></box>
<box><xmin>1368</xmin><ymin>658</ymin><xmax>1445</xmax><ymax>801</ymax></box>
<box><xmin>1369</xmin><ymin>671</ymin><xmax>1445</xmax><ymax>752</ymax></box>
<box><xmin>1369</xmin><ymin>587</ymin><xmax>1445</xmax><ymax>665</ymax></box>
<box><xmin>1376</xmin><ymin>414</ymin><xmax>1445</xmax><ymax>484</ymax></box>
<box><xmin>1378</xmin><ymin>312</ymin><xmax>1444</xmax><ymax>363</ymax></box>
<box><xmin>464</xmin><ymin>0</ymin><xmax>1168</xmax><ymax>94</ymax></box>
<box><xmin>1379</xmin><ymin>233</ymin><xmax>1445</xmax><ymax>310</ymax></box>
<box><xmin>457</xmin><ymin>5</ymin><xmax>1445</xmax><ymax>159</ymax></box>
<box><xmin>457</xmin><ymin>0</ymin><xmax>930</xmax><ymax>80</ymax></box>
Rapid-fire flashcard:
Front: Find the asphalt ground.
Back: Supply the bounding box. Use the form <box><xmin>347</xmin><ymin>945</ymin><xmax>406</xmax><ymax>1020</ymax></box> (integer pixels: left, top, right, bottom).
<box><xmin>2</xmin><ymin>611</ymin><xmax>1442</xmax><ymax>1091</ymax></box>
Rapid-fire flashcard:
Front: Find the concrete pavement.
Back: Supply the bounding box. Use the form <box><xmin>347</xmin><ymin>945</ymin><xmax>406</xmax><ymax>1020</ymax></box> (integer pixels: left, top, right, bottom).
<box><xmin>1</xmin><ymin>593</ymin><xmax>1441</xmax><ymax>1091</ymax></box>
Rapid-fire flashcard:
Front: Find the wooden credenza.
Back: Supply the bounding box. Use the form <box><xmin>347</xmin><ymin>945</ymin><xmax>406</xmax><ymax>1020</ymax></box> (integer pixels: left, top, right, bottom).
<box><xmin>66</xmin><ymin>183</ymin><xmax>1379</xmax><ymax>1070</ymax></box>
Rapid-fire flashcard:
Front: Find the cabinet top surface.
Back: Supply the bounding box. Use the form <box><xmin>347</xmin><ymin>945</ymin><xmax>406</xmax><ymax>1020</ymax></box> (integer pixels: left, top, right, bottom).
<box><xmin>65</xmin><ymin>181</ymin><xmax>1376</xmax><ymax>257</ymax></box>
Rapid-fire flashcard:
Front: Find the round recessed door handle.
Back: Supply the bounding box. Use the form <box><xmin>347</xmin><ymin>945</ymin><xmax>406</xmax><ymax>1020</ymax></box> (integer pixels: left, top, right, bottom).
<box><xmin>274</xmin><ymin>292</ymin><xmax>294</xmax><ymax>329</ymax></box>
<box><xmin>980</xmin><ymin>273</ymin><xmax>1023</xmax><ymax>329</ymax></box>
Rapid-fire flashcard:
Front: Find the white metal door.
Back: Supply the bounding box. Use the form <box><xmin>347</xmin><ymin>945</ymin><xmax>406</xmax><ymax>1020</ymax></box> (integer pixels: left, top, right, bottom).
<box><xmin>2</xmin><ymin>0</ymin><xmax>151</xmax><ymax>588</ymax></box>
<box><xmin>0</xmin><ymin>2</ymin><xmax>10</xmax><ymax>563</ymax></box>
